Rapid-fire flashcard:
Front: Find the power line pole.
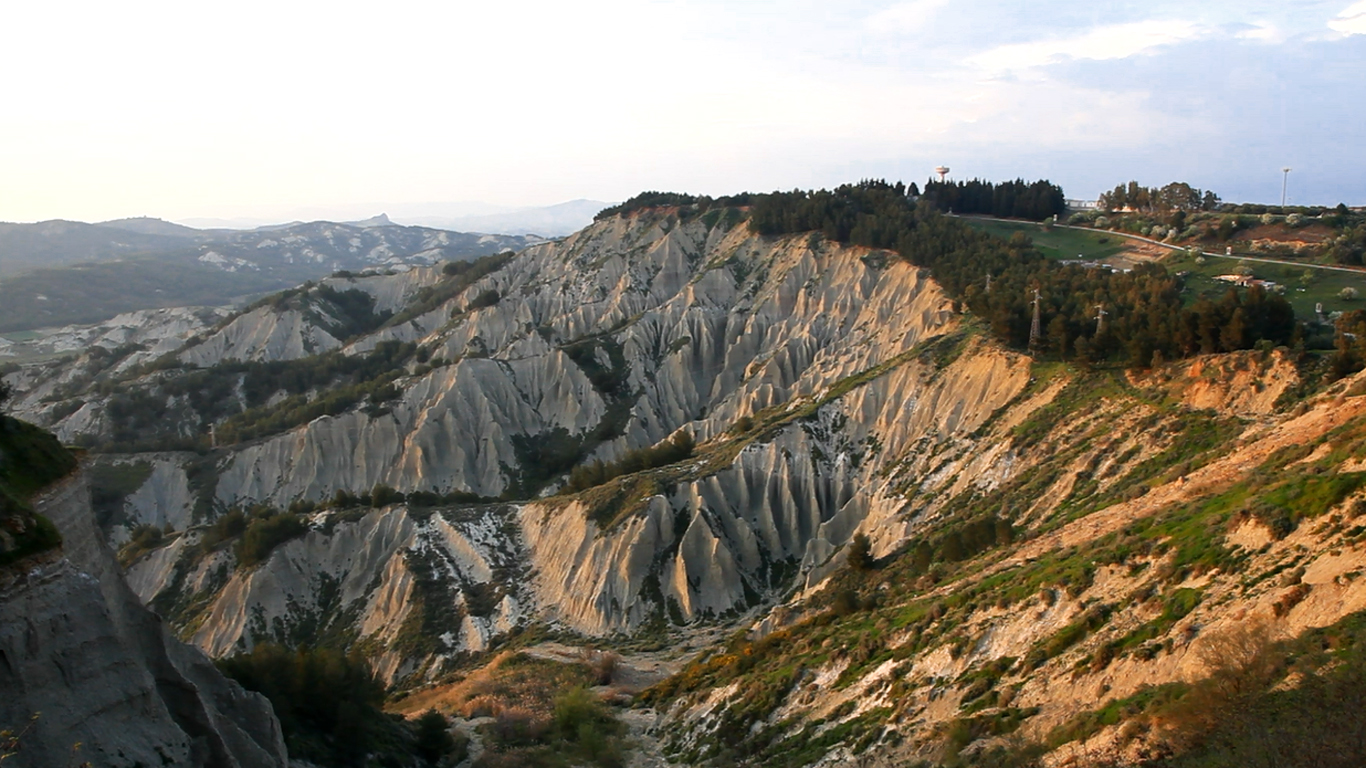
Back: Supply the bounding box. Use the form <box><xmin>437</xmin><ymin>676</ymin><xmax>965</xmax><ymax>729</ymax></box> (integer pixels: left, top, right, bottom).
<box><xmin>1029</xmin><ymin>288</ymin><xmax>1042</xmax><ymax>351</ymax></box>
<box><xmin>1282</xmin><ymin>167</ymin><xmax>1292</xmax><ymax>207</ymax></box>
<box><xmin>985</xmin><ymin>273</ymin><xmax>992</xmax><ymax>293</ymax></box>
<box><xmin>1095</xmin><ymin>303</ymin><xmax>1107</xmax><ymax>335</ymax></box>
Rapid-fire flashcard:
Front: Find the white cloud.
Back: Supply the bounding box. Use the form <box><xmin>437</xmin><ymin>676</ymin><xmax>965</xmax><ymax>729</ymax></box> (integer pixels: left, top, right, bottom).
<box><xmin>864</xmin><ymin>0</ymin><xmax>950</xmax><ymax>35</ymax></box>
<box><xmin>1329</xmin><ymin>1</ymin><xmax>1366</xmax><ymax>34</ymax></box>
<box><xmin>967</xmin><ymin>20</ymin><xmax>1205</xmax><ymax>74</ymax></box>
<box><xmin>1235</xmin><ymin>21</ymin><xmax>1283</xmax><ymax>42</ymax></box>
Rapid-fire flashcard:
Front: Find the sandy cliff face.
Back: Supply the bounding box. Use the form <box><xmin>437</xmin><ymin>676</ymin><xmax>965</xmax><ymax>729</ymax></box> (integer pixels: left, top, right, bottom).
<box><xmin>0</xmin><ymin>472</ymin><xmax>287</xmax><ymax>768</ymax></box>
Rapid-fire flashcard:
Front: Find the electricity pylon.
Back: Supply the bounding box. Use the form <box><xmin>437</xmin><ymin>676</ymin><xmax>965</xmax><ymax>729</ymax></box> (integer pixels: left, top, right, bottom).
<box><xmin>1029</xmin><ymin>289</ymin><xmax>1042</xmax><ymax>351</ymax></box>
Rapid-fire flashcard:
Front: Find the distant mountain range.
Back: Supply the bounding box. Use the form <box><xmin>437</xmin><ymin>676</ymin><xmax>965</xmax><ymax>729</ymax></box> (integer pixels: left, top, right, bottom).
<box><xmin>0</xmin><ymin>216</ymin><xmax>541</xmax><ymax>333</ymax></box>
<box><xmin>177</xmin><ymin>199</ymin><xmax>613</xmax><ymax>237</ymax></box>
<box><xmin>0</xmin><ymin>219</ymin><xmax>196</xmax><ymax>277</ymax></box>
<box><xmin>396</xmin><ymin>199</ymin><xmax>611</xmax><ymax>236</ymax></box>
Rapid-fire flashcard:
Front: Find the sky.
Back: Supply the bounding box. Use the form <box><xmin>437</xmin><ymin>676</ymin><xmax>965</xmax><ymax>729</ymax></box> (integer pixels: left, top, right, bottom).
<box><xmin>2</xmin><ymin>0</ymin><xmax>1364</xmax><ymax>223</ymax></box>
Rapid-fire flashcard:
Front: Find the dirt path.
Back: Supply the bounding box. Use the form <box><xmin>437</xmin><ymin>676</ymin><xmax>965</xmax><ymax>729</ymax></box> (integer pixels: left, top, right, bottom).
<box><xmin>521</xmin><ymin>641</ymin><xmax>691</xmax><ymax>693</ymax></box>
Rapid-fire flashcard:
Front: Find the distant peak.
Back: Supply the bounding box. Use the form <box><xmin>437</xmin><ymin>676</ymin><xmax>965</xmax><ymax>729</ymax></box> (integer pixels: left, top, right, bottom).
<box><xmin>349</xmin><ymin>213</ymin><xmax>393</xmax><ymax>228</ymax></box>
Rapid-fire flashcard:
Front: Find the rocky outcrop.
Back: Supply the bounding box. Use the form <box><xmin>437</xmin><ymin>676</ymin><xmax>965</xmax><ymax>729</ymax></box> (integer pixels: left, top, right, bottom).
<box><xmin>0</xmin><ymin>472</ymin><xmax>287</xmax><ymax>768</ymax></box>
<box><xmin>215</xmin><ymin>350</ymin><xmax>607</xmax><ymax>503</ymax></box>
<box><xmin>323</xmin><ymin>267</ymin><xmax>443</xmax><ymax>316</ymax></box>
<box><xmin>1132</xmin><ymin>348</ymin><xmax>1300</xmax><ymax>417</ymax></box>
<box><xmin>179</xmin><ymin>306</ymin><xmax>344</xmax><ymax>366</ymax></box>
<box><xmin>127</xmin><ymin>503</ymin><xmax>532</xmax><ymax>685</ymax></box>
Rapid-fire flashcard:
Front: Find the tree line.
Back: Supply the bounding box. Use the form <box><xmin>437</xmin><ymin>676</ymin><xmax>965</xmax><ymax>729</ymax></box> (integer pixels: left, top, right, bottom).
<box><xmin>921</xmin><ymin>178</ymin><xmax>1066</xmax><ymax>220</ymax></box>
<box><xmin>1099</xmin><ymin>181</ymin><xmax>1221</xmax><ymax>213</ymax></box>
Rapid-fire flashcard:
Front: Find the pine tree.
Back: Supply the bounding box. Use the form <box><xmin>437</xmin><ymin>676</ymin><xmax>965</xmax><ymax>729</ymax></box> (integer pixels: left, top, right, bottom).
<box><xmin>847</xmin><ymin>533</ymin><xmax>873</xmax><ymax>571</ymax></box>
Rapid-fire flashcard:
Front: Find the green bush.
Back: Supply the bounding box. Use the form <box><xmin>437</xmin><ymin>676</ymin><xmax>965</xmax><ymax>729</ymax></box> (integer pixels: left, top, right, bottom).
<box><xmin>200</xmin><ymin>508</ymin><xmax>247</xmax><ymax>552</ymax></box>
<box><xmin>560</xmin><ymin>431</ymin><xmax>694</xmax><ymax>494</ymax></box>
<box><xmin>217</xmin><ymin>644</ymin><xmax>394</xmax><ymax>768</ymax></box>
<box><xmin>389</xmin><ymin>251</ymin><xmax>513</xmax><ymax>327</ymax></box>
<box><xmin>0</xmin><ymin>416</ymin><xmax>75</xmax><ymax>566</ymax></box>
<box><xmin>235</xmin><ymin>512</ymin><xmax>309</xmax><ymax>568</ymax></box>
<box><xmin>847</xmin><ymin>533</ymin><xmax>874</xmax><ymax>571</ymax></box>
<box><xmin>414</xmin><ymin>709</ymin><xmax>460</xmax><ymax>765</ymax></box>
<box><xmin>468</xmin><ymin>289</ymin><xmax>501</xmax><ymax>310</ymax></box>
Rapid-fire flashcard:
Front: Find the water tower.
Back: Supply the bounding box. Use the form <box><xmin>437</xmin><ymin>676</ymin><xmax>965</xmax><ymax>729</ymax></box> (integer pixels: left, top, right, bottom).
<box><xmin>935</xmin><ymin>166</ymin><xmax>950</xmax><ymax>182</ymax></box>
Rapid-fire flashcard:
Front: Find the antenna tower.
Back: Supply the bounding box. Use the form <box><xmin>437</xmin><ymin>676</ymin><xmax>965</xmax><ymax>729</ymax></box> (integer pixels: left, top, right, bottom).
<box><xmin>1029</xmin><ymin>288</ymin><xmax>1042</xmax><ymax>351</ymax></box>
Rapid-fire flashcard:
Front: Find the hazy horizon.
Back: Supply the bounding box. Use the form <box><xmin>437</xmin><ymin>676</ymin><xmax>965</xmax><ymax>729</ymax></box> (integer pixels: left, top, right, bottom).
<box><xmin>3</xmin><ymin>0</ymin><xmax>1363</xmax><ymax>224</ymax></box>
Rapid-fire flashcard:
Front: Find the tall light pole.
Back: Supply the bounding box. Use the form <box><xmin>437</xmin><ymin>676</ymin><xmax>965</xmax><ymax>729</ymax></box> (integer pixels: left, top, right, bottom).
<box><xmin>1281</xmin><ymin>167</ymin><xmax>1292</xmax><ymax>207</ymax></box>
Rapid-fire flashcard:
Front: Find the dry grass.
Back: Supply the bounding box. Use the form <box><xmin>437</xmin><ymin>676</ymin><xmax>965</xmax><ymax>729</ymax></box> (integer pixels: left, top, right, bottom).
<box><xmin>390</xmin><ymin>651</ymin><xmax>597</xmax><ymax>720</ymax></box>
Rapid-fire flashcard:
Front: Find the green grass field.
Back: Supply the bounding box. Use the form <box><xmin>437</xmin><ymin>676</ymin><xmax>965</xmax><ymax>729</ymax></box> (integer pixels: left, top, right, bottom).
<box><xmin>963</xmin><ymin>218</ymin><xmax>1133</xmax><ymax>261</ymax></box>
<box><xmin>966</xmin><ymin>217</ymin><xmax>1366</xmax><ymax>320</ymax></box>
<box><xmin>1163</xmin><ymin>250</ymin><xmax>1366</xmax><ymax>320</ymax></box>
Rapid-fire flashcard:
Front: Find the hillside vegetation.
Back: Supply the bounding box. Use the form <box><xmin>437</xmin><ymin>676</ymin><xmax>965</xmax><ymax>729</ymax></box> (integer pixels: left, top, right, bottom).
<box><xmin>0</xmin><ymin>415</ymin><xmax>76</xmax><ymax>566</ymax></box>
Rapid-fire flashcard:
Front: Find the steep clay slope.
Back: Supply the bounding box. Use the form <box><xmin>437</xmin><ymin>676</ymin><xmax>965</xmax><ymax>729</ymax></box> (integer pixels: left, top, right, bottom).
<box><xmin>0</xmin><ymin>463</ymin><xmax>286</xmax><ymax>767</ymax></box>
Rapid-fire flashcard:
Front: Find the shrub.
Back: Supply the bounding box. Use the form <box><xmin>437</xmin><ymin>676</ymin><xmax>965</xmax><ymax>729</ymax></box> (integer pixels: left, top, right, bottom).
<box><xmin>235</xmin><ymin>512</ymin><xmax>309</xmax><ymax>568</ymax></box>
<box><xmin>468</xmin><ymin>289</ymin><xmax>501</xmax><ymax>311</ymax></box>
<box><xmin>116</xmin><ymin>523</ymin><xmax>163</xmax><ymax>566</ymax></box>
<box><xmin>369</xmin><ymin>483</ymin><xmax>405</xmax><ymax>507</ymax></box>
<box><xmin>200</xmin><ymin>508</ymin><xmax>247</xmax><ymax>552</ymax></box>
<box><xmin>847</xmin><ymin>533</ymin><xmax>874</xmax><ymax>571</ymax></box>
<box><xmin>461</xmin><ymin>695</ymin><xmax>503</xmax><ymax>719</ymax></box>
<box><xmin>490</xmin><ymin>706</ymin><xmax>549</xmax><ymax>747</ymax></box>
<box><xmin>552</xmin><ymin>687</ymin><xmax>625</xmax><ymax>765</ymax></box>
<box><xmin>414</xmin><ymin>709</ymin><xmax>458</xmax><ymax>765</ymax></box>
<box><xmin>581</xmin><ymin>649</ymin><xmax>620</xmax><ymax>686</ymax></box>
<box><xmin>559</xmin><ymin>431</ymin><xmax>694</xmax><ymax>494</ymax></box>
